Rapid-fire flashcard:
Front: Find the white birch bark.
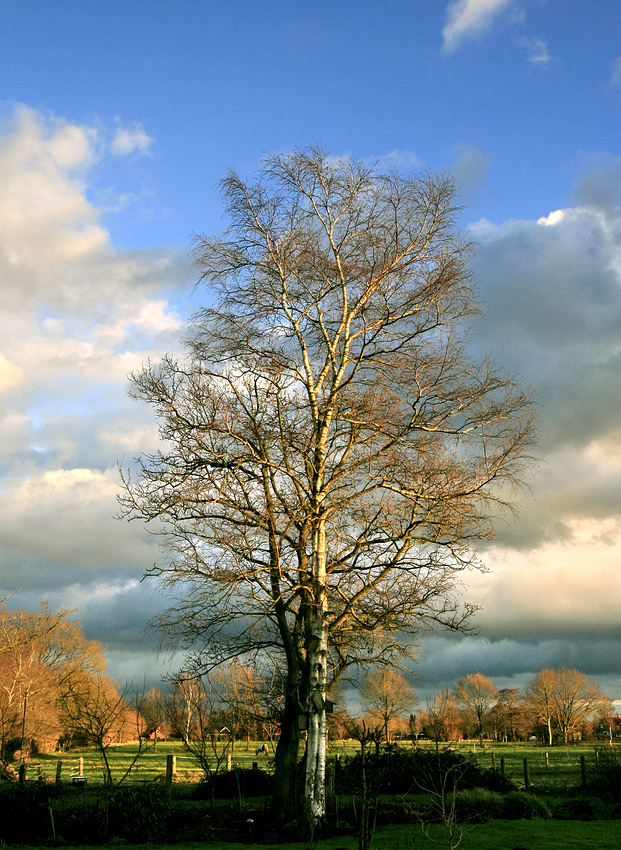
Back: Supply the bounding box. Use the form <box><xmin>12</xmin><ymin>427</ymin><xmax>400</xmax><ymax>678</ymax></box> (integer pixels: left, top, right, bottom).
<box><xmin>304</xmin><ymin>517</ymin><xmax>328</xmax><ymax>825</ymax></box>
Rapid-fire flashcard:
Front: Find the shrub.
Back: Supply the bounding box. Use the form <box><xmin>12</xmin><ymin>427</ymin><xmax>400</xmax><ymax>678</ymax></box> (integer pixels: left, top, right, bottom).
<box><xmin>108</xmin><ymin>784</ymin><xmax>169</xmax><ymax>843</ymax></box>
<box><xmin>0</xmin><ymin>783</ymin><xmax>60</xmax><ymax>844</ymax></box>
<box><xmin>192</xmin><ymin>767</ymin><xmax>274</xmax><ymax>801</ymax></box>
<box><xmin>589</xmin><ymin>748</ymin><xmax>621</xmax><ymax>802</ymax></box>
<box><xmin>335</xmin><ymin>745</ymin><xmax>513</xmax><ymax>797</ymax></box>
<box><xmin>501</xmin><ymin>790</ymin><xmax>552</xmax><ymax>820</ymax></box>
<box><xmin>454</xmin><ymin>788</ymin><xmax>503</xmax><ymax>822</ymax></box>
<box><xmin>550</xmin><ymin>795</ymin><xmax>609</xmax><ymax>821</ymax></box>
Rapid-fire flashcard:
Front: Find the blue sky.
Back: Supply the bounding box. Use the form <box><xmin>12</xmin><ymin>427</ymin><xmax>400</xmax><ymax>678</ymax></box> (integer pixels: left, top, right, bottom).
<box><xmin>1</xmin><ymin>0</ymin><xmax>621</xmax><ymax>705</ymax></box>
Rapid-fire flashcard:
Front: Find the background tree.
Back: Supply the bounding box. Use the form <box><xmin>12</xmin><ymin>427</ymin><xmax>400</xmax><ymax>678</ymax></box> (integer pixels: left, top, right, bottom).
<box><xmin>0</xmin><ymin>604</ymin><xmax>105</xmax><ymax>760</ymax></box>
<box><xmin>490</xmin><ymin>688</ymin><xmax>529</xmax><ymax>742</ymax></box>
<box><xmin>359</xmin><ymin>668</ymin><xmax>417</xmax><ymax>743</ymax></box>
<box><xmin>525</xmin><ymin>668</ymin><xmax>606</xmax><ymax>745</ymax></box>
<box><xmin>57</xmin><ymin>675</ymin><xmax>144</xmax><ymax>784</ymax></box>
<box><xmin>168</xmin><ymin>672</ymin><xmax>234</xmax><ymax>805</ymax></box>
<box><xmin>140</xmin><ymin>687</ymin><xmax>167</xmax><ymax>750</ymax></box>
<box><xmin>454</xmin><ymin>673</ymin><xmax>498</xmax><ymax>745</ymax></box>
<box><xmin>422</xmin><ymin>689</ymin><xmax>462</xmax><ymax>752</ymax></box>
<box><xmin>120</xmin><ymin>146</ymin><xmax>536</xmax><ymax>824</ymax></box>
<box><xmin>165</xmin><ymin>674</ymin><xmax>200</xmax><ymax>744</ymax></box>
<box><xmin>524</xmin><ymin>668</ymin><xmax>556</xmax><ymax>745</ymax></box>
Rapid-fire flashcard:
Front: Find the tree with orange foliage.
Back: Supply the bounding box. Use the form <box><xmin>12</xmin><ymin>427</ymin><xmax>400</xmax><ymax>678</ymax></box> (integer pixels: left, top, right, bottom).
<box><xmin>454</xmin><ymin>673</ymin><xmax>498</xmax><ymax>745</ymax></box>
<box><xmin>359</xmin><ymin>668</ymin><xmax>417</xmax><ymax>743</ymax></box>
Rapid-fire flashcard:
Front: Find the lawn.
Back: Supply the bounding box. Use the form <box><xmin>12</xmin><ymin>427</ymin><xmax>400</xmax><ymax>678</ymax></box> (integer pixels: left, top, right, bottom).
<box><xmin>9</xmin><ymin>821</ymin><xmax>621</xmax><ymax>850</ymax></box>
<box><xmin>31</xmin><ymin>738</ymin><xmax>615</xmax><ymax>790</ymax></box>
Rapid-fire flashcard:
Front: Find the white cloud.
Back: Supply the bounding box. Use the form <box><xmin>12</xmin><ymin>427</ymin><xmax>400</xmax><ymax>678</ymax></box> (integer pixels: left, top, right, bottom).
<box><xmin>0</xmin><ymin>104</ymin><xmax>187</xmax><ymax>612</ymax></box>
<box><xmin>370</xmin><ymin>149</ymin><xmax>423</xmax><ymax>172</ymax></box>
<box><xmin>537</xmin><ymin>209</ymin><xmax>564</xmax><ymax>226</ymax></box>
<box><xmin>110</xmin><ymin>121</ymin><xmax>153</xmax><ymax>156</ymax></box>
<box><xmin>443</xmin><ymin>0</ymin><xmax>515</xmax><ymax>52</ymax></box>
<box><xmin>518</xmin><ymin>35</ymin><xmax>551</xmax><ymax>66</ymax></box>
<box><xmin>0</xmin><ymin>106</ymin><xmax>106</xmax><ymax>274</ymax></box>
<box><xmin>0</xmin><ymin>354</ymin><xmax>22</xmax><ymax>393</ymax></box>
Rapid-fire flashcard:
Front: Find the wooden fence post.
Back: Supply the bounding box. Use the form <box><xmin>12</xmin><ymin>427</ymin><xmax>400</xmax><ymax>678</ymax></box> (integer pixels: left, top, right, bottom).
<box><xmin>545</xmin><ymin>751</ymin><xmax>549</xmax><ymax>769</ymax></box>
<box><xmin>18</xmin><ymin>763</ymin><xmax>26</xmax><ymax>783</ymax></box>
<box><xmin>56</xmin><ymin>761</ymin><xmax>62</xmax><ymax>784</ymax></box>
<box><xmin>491</xmin><ymin>752</ymin><xmax>496</xmax><ymax>771</ymax></box>
<box><xmin>500</xmin><ymin>757</ymin><xmax>505</xmax><ymax>776</ymax></box>
<box><xmin>165</xmin><ymin>754</ymin><xmax>176</xmax><ymax>791</ymax></box>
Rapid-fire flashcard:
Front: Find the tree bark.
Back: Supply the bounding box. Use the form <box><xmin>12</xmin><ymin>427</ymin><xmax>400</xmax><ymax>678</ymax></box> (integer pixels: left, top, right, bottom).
<box><xmin>304</xmin><ymin>518</ymin><xmax>328</xmax><ymax>828</ymax></box>
<box><xmin>271</xmin><ymin>686</ymin><xmax>301</xmax><ymax>821</ymax></box>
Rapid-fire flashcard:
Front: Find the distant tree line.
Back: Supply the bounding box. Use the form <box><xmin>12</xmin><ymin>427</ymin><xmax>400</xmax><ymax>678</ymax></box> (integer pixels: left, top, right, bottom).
<box><xmin>410</xmin><ymin>671</ymin><xmax>615</xmax><ymax>748</ymax></box>
<box><xmin>331</xmin><ymin>668</ymin><xmax>616</xmax><ymax>750</ymax></box>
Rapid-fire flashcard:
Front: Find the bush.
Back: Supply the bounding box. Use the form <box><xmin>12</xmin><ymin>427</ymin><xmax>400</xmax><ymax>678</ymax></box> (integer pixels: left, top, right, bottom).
<box><xmin>108</xmin><ymin>784</ymin><xmax>169</xmax><ymax>843</ymax></box>
<box><xmin>501</xmin><ymin>790</ymin><xmax>552</xmax><ymax>820</ymax></box>
<box><xmin>192</xmin><ymin>767</ymin><xmax>274</xmax><ymax>801</ymax></box>
<box><xmin>454</xmin><ymin>788</ymin><xmax>503</xmax><ymax>822</ymax></box>
<box><xmin>550</xmin><ymin>795</ymin><xmax>609</xmax><ymax>821</ymax></box>
<box><xmin>335</xmin><ymin>745</ymin><xmax>513</xmax><ymax>797</ymax></box>
<box><xmin>589</xmin><ymin>748</ymin><xmax>621</xmax><ymax>802</ymax></box>
<box><xmin>0</xmin><ymin>783</ymin><xmax>60</xmax><ymax>844</ymax></box>
<box><xmin>54</xmin><ymin>794</ymin><xmax>108</xmax><ymax>844</ymax></box>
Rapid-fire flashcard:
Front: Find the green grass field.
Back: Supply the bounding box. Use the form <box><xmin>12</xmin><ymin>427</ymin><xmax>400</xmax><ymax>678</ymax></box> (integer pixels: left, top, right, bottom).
<box><xmin>10</xmin><ymin>820</ymin><xmax>621</xmax><ymax>850</ymax></box>
<box><xmin>29</xmin><ymin>737</ymin><xmax>616</xmax><ymax>791</ymax></box>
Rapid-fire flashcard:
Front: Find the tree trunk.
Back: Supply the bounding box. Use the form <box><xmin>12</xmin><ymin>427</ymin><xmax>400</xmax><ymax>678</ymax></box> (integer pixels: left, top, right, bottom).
<box><xmin>304</xmin><ymin>630</ymin><xmax>328</xmax><ymax>829</ymax></box>
<box><xmin>304</xmin><ymin>518</ymin><xmax>328</xmax><ymax>829</ymax></box>
<box><xmin>271</xmin><ymin>683</ymin><xmax>301</xmax><ymax>822</ymax></box>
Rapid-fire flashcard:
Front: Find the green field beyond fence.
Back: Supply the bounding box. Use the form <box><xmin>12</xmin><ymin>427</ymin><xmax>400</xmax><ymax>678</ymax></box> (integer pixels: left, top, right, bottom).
<box><xmin>22</xmin><ymin>738</ymin><xmax>618</xmax><ymax>791</ymax></box>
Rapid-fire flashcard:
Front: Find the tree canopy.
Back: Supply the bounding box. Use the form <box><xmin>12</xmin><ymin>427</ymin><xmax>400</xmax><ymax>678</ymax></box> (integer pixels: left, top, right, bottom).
<box><xmin>120</xmin><ymin>145</ymin><xmax>536</xmax><ymax>823</ymax></box>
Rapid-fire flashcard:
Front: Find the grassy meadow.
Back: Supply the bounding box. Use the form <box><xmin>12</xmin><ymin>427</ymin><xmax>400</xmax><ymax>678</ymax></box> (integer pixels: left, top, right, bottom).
<box><xmin>29</xmin><ymin>737</ymin><xmax>615</xmax><ymax>791</ymax></box>
<box><xmin>10</xmin><ymin>821</ymin><xmax>621</xmax><ymax>850</ymax></box>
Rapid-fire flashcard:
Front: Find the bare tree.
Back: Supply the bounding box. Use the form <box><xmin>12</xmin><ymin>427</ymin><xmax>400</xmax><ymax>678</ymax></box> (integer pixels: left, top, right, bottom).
<box><xmin>454</xmin><ymin>673</ymin><xmax>498</xmax><ymax>745</ymax></box>
<box><xmin>168</xmin><ymin>673</ymin><xmax>233</xmax><ymax>805</ymax></box>
<box><xmin>140</xmin><ymin>687</ymin><xmax>167</xmax><ymax>750</ymax></box>
<box><xmin>119</xmin><ymin>146</ymin><xmax>536</xmax><ymax>825</ymax></box>
<box><xmin>491</xmin><ymin>687</ymin><xmax>528</xmax><ymax>742</ymax></box>
<box><xmin>525</xmin><ymin>668</ymin><xmax>606</xmax><ymax>745</ymax></box>
<box><xmin>358</xmin><ymin>668</ymin><xmax>417</xmax><ymax>743</ymax></box>
<box><xmin>57</xmin><ymin>676</ymin><xmax>146</xmax><ymax>785</ymax></box>
<box><xmin>0</xmin><ymin>603</ymin><xmax>106</xmax><ymax>761</ymax></box>
<box><xmin>423</xmin><ymin>689</ymin><xmax>462</xmax><ymax>752</ymax></box>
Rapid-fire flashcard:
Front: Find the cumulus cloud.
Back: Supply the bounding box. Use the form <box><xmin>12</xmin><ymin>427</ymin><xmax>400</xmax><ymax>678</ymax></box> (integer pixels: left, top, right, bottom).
<box><xmin>0</xmin><ymin>105</ymin><xmax>187</xmax><ymax>667</ymax></box>
<box><xmin>442</xmin><ymin>0</ymin><xmax>515</xmax><ymax>53</ymax></box>
<box><xmin>110</xmin><ymin>121</ymin><xmax>153</xmax><ymax>156</ymax></box>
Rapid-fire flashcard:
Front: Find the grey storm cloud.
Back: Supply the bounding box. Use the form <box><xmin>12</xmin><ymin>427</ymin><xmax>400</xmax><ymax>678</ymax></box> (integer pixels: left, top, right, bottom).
<box><xmin>470</xmin><ymin>205</ymin><xmax>621</xmax><ymax>453</ymax></box>
<box><xmin>413</xmin><ymin>632</ymin><xmax>621</xmax><ymax>703</ymax></box>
